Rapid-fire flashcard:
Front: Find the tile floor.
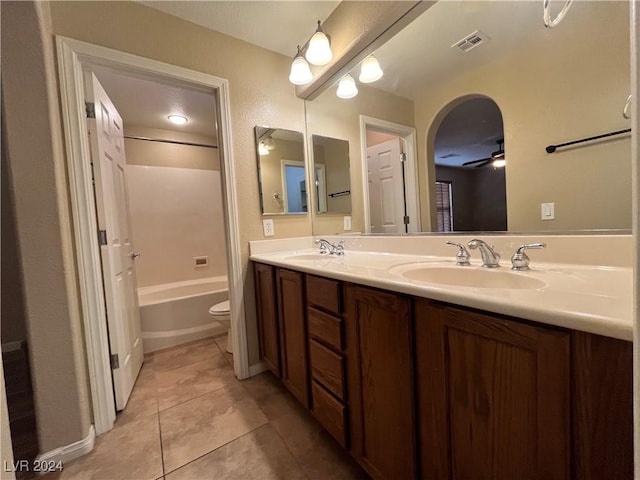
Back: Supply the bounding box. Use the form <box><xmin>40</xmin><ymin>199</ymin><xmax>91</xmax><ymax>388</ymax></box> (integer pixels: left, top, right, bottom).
<box><xmin>49</xmin><ymin>336</ymin><xmax>368</xmax><ymax>480</ymax></box>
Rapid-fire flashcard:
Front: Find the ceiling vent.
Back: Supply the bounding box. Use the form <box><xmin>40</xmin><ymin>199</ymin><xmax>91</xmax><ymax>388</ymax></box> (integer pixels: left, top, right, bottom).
<box><xmin>452</xmin><ymin>30</ymin><xmax>490</xmax><ymax>53</ymax></box>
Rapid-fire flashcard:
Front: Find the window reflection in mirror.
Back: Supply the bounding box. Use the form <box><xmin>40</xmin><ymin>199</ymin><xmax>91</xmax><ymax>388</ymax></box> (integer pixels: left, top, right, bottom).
<box><xmin>255</xmin><ymin>126</ymin><xmax>307</xmax><ymax>215</ymax></box>
<box><xmin>311</xmin><ymin>135</ymin><xmax>352</xmax><ymax>214</ymax></box>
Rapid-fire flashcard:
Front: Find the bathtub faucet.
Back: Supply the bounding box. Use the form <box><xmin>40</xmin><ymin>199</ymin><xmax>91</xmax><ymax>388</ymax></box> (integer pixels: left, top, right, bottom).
<box><xmin>314</xmin><ymin>239</ymin><xmax>345</xmax><ymax>256</ymax></box>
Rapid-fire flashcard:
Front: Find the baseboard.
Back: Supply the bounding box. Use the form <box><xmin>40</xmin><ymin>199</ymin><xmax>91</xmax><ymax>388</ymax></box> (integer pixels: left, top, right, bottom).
<box><xmin>248</xmin><ymin>361</ymin><xmax>267</xmax><ymax>377</ymax></box>
<box><xmin>35</xmin><ymin>425</ymin><xmax>95</xmax><ymax>465</ymax></box>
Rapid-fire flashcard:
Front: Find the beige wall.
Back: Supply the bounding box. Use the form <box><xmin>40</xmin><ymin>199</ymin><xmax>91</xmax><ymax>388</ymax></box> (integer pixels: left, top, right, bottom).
<box><xmin>1</xmin><ymin>358</ymin><xmax>15</xmax><ymax>480</ymax></box>
<box><xmin>48</xmin><ymin>1</ymin><xmax>311</xmax><ymax>368</ymax></box>
<box><xmin>1</xmin><ymin>0</ymin><xmax>92</xmax><ymax>453</ymax></box>
<box><xmin>415</xmin><ymin>1</ymin><xmax>631</xmax><ymax>232</ymax></box>
<box><xmin>306</xmin><ymin>83</ymin><xmax>415</xmax><ymax>234</ymax></box>
<box><xmin>124</xmin><ymin>126</ymin><xmax>228</xmax><ymax>287</ymax></box>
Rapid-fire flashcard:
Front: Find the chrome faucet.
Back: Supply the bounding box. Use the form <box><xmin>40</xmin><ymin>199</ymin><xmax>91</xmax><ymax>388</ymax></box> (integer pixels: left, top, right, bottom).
<box><xmin>314</xmin><ymin>239</ymin><xmax>345</xmax><ymax>256</ymax></box>
<box><xmin>446</xmin><ymin>241</ymin><xmax>471</xmax><ymax>266</ymax></box>
<box><xmin>467</xmin><ymin>239</ymin><xmax>501</xmax><ymax>268</ymax></box>
<box><xmin>511</xmin><ymin>243</ymin><xmax>546</xmax><ymax>271</ymax></box>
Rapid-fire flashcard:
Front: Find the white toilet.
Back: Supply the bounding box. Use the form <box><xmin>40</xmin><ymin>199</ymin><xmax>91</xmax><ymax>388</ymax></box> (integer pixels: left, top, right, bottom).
<box><xmin>209</xmin><ymin>300</ymin><xmax>232</xmax><ymax>354</ymax></box>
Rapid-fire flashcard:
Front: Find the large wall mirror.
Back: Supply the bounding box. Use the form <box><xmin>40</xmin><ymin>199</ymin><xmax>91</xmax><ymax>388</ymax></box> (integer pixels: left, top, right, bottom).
<box><xmin>255</xmin><ymin>126</ymin><xmax>307</xmax><ymax>215</ymax></box>
<box><xmin>305</xmin><ymin>0</ymin><xmax>631</xmax><ymax>235</ymax></box>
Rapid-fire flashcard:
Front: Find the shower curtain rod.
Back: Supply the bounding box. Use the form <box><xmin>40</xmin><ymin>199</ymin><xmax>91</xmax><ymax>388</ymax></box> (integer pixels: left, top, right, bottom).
<box><xmin>124</xmin><ymin>135</ymin><xmax>218</xmax><ymax>149</ymax></box>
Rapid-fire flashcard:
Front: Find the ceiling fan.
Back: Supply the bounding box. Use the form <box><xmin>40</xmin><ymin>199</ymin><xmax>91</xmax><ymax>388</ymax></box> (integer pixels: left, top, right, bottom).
<box><xmin>462</xmin><ymin>139</ymin><xmax>505</xmax><ymax>168</ymax></box>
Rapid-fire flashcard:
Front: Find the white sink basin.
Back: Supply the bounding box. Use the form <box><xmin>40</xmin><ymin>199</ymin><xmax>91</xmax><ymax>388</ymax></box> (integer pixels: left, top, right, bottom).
<box><xmin>393</xmin><ymin>265</ymin><xmax>547</xmax><ymax>290</ymax></box>
<box><xmin>283</xmin><ymin>253</ymin><xmax>334</xmax><ymax>261</ymax></box>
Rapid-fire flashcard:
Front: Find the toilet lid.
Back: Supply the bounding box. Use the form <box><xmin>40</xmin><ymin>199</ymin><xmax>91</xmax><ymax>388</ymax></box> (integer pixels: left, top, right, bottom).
<box><xmin>209</xmin><ymin>300</ymin><xmax>230</xmax><ymax>316</ymax></box>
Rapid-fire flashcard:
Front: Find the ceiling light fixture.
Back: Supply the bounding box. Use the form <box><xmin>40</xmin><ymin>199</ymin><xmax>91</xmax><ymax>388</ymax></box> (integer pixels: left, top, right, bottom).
<box><xmin>167</xmin><ymin>114</ymin><xmax>188</xmax><ymax>125</ymax></box>
<box><xmin>359</xmin><ymin>55</ymin><xmax>384</xmax><ymax>83</ymax></box>
<box><xmin>305</xmin><ymin>20</ymin><xmax>333</xmax><ymax>66</ymax></box>
<box><xmin>336</xmin><ymin>74</ymin><xmax>358</xmax><ymax>99</ymax></box>
<box><xmin>289</xmin><ymin>46</ymin><xmax>313</xmax><ymax>85</ymax></box>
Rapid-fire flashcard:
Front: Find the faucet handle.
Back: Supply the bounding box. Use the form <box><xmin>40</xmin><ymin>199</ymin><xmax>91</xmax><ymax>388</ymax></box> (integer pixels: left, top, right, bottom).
<box><xmin>511</xmin><ymin>243</ymin><xmax>546</xmax><ymax>271</ymax></box>
<box><xmin>446</xmin><ymin>241</ymin><xmax>471</xmax><ymax>266</ymax></box>
<box><xmin>334</xmin><ymin>240</ymin><xmax>345</xmax><ymax>256</ymax></box>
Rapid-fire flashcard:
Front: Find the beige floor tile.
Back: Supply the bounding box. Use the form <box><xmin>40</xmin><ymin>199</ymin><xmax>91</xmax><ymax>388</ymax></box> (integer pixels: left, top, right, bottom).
<box><xmin>155</xmin><ymin>354</ymin><xmax>235</xmax><ymax>411</ymax></box>
<box><xmin>160</xmin><ymin>384</ymin><xmax>268</xmax><ymax>473</ymax></box>
<box><xmin>59</xmin><ymin>414</ymin><xmax>163</xmax><ymax>480</ymax></box>
<box><xmin>242</xmin><ymin>372</ymin><xmax>301</xmax><ymax>421</ymax></box>
<box><xmin>213</xmin><ymin>335</ymin><xmax>234</xmax><ymax>366</ymax></box>
<box><xmin>271</xmin><ymin>407</ymin><xmax>368</xmax><ymax>480</ymax></box>
<box><xmin>165</xmin><ymin>424</ymin><xmax>307</xmax><ymax>480</ymax></box>
<box><xmin>115</xmin><ymin>363</ymin><xmax>158</xmax><ymax>426</ymax></box>
<box><xmin>151</xmin><ymin>338</ymin><xmax>220</xmax><ymax>373</ymax></box>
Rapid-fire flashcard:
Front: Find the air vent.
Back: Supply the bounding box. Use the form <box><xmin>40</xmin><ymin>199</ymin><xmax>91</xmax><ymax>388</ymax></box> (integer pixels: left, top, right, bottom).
<box><xmin>439</xmin><ymin>153</ymin><xmax>461</xmax><ymax>159</ymax></box>
<box><xmin>452</xmin><ymin>30</ymin><xmax>490</xmax><ymax>53</ymax></box>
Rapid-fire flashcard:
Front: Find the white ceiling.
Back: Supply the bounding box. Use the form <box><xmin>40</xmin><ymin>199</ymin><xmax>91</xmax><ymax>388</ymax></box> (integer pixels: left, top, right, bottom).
<box><xmin>139</xmin><ymin>1</ymin><xmax>340</xmax><ymax>57</ymax></box>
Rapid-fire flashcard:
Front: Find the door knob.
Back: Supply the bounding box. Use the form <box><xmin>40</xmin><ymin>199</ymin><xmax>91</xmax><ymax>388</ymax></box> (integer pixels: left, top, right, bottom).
<box><xmin>129</xmin><ymin>252</ymin><xmax>141</xmax><ymax>260</ymax></box>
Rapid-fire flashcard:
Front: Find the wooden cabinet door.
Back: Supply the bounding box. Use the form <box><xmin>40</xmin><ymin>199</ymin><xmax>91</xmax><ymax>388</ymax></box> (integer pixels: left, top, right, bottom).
<box><xmin>253</xmin><ymin>263</ymin><xmax>280</xmax><ymax>377</ymax></box>
<box><xmin>415</xmin><ymin>299</ymin><xmax>570</xmax><ymax>480</ymax></box>
<box><xmin>345</xmin><ymin>284</ymin><xmax>416</xmax><ymax>480</ymax></box>
<box><xmin>276</xmin><ymin>268</ymin><xmax>310</xmax><ymax>408</ymax></box>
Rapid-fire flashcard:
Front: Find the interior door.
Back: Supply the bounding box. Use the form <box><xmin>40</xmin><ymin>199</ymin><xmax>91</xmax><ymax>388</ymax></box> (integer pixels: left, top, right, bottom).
<box><xmin>84</xmin><ymin>72</ymin><xmax>143</xmax><ymax>411</ymax></box>
<box><xmin>366</xmin><ymin>138</ymin><xmax>406</xmax><ymax>234</ymax></box>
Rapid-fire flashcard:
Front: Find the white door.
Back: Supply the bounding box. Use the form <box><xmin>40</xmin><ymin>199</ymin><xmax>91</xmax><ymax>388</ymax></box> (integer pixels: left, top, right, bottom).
<box><xmin>84</xmin><ymin>72</ymin><xmax>143</xmax><ymax>411</ymax></box>
<box><xmin>367</xmin><ymin>138</ymin><xmax>406</xmax><ymax>234</ymax></box>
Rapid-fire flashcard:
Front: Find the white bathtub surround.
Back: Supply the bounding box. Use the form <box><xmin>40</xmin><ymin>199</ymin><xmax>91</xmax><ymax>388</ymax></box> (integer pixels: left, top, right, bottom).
<box><xmin>138</xmin><ymin>276</ymin><xmax>228</xmax><ymax>353</ymax></box>
<box><xmin>250</xmin><ymin>233</ymin><xmax>633</xmax><ymax>341</ymax></box>
<box><xmin>126</xmin><ymin>165</ymin><xmax>228</xmax><ymax>287</ymax></box>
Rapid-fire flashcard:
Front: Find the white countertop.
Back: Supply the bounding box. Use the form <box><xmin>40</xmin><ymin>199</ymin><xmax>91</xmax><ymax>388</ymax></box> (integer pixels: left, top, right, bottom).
<box><xmin>250</xmin><ymin>243</ymin><xmax>633</xmax><ymax>341</ymax></box>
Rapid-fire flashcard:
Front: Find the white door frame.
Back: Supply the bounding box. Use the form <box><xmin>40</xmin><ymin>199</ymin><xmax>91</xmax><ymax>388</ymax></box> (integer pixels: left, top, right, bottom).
<box><xmin>56</xmin><ymin>36</ymin><xmax>250</xmax><ymax>436</ymax></box>
<box><xmin>359</xmin><ymin>115</ymin><xmax>421</xmax><ymax>233</ymax></box>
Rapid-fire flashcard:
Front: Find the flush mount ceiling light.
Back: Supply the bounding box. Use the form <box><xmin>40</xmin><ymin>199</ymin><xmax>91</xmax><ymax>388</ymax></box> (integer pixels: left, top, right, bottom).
<box><xmin>167</xmin><ymin>114</ymin><xmax>188</xmax><ymax>125</ymax></box>
<box><xmin>336</xmin><ymin>74</ymin><xmax>358</xmax><ymax>99</ymax></box>
<box><xmin>359</xmin><ymin>55</ymin><xmax>384</xmax><ymax>83</ymax></box>
<box><xmin>289</xmin><ymin>46</ymin><xmax>313</xmax><ymax>85</ymax></box>
<box><xmin>305</xmin><ymin>20</ymin><xmax>333</xmax><ymax>66</ymax></box>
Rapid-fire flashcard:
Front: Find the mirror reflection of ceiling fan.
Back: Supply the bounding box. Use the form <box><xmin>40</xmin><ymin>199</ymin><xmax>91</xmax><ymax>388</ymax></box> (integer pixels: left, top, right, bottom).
<box><xmin>462</xmin><ymin>139</ymin><xmax>505</xmax><ymax>168</ymax></box>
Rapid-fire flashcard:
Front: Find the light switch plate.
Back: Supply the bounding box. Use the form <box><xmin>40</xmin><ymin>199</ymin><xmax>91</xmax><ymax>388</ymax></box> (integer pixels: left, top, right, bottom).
<box><xmin>541</xmin><ymin>203</ymin><xmax>555</xmax><ymax>220</ymax></box>
<box><xmin>263</xmin><ymin>219</ymin><xmax>275</xmax><ymax>237</ymax></box>
<box><xmin>343</xmin><ymin>216</ymin><xmax>352</xmax><ymax>231</ymax></box>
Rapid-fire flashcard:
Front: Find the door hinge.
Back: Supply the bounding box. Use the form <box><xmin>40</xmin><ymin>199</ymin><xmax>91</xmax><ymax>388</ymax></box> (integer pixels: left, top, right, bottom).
<box><xmin>97</xmin><ymin>229</ymin><xmax>107</xmax><ymax>246</ymax></box>
<box><xmin>85</xmin><ymin>101</ymin><xmax>96</xmax><ymax>119</ymax></box>
<box><xmin>400</xmin><ymin>153</ymin><xmax>407</xmax><ymax>163</ymax></box>
<box><xmin>404</xmin><ymin>215</ymin><xmax>410</xmax><ymax>225</ymax></box>
<box><xmin>110</xmin><ymin>354</ymin><xmax>119</xmax><ymax>370</ymax></box>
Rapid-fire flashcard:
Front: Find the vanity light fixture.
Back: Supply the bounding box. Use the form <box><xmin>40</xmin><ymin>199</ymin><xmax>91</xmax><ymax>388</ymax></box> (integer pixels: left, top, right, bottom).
<box><xmin>336</xmin><ymin>74</ymin><xmax>358</xmax><ymax>99</ymax></box>
<box><xmin>289</xmin><ymin>46</ymin><xmax>313</xmax><ymax>85</ymax></box>
<box><xmin>258</xmin><ymin>142</ymin><xmax>270</xmax><ymax>156</ymax></box>
<box><xmin>492</xmin><ymin>159</ymin><xmax>506</xmax><ymax>168</ymax></box>
<box><xmin>305</xmin><ymin>21</ymin><xmax>333</xmax><ymax>66</ymax></box>
<box><xmin>359</xmin><ymin>55</ymin><xmax>384</xmax><ymax>83</ymax></box>
<box><xmin>167</xmin><ymin>114</ymin><xmax>188</xmax><ymax>125</ymax></box>
<box><xmin>263</xmin><ymin>136</ymin><xmax>275</xmax><ymax>151</ymax></box>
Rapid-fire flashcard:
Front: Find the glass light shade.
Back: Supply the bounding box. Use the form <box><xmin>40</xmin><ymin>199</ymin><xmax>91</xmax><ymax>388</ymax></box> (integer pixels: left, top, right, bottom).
<box><xmin>492</xmin><ymin>159</ymin><xmax>506</xmax><ymax>168</ymax></box>
<box><xmin>305</xmin><ymin>31</ymin><xmax>333</xmax><ymax>66</ymax></box>
<box><xmin>336</xmin><ymin>74</ymin><xmax>358</xmax><ymax>99</ymax></box>
<box><xmin>263</xmin><ymin>136</ymin><xmax>275</xmax><ymax>151</ymax></box>
<box><xmin>168</xmin><ymin>114</ymin><xmax>188</xmax><ymax>125</ymax></box>
<box><xmin>359</xmin><ymin>55</ymin><xmax>383</xmax><ymax>83</ymax></box>
<box><xmin>258</xmin><ymin>142</ymin><xmax>270</xmax><ymax>156</ymax></box>
<box><xmin>289</xmin><ymin>55</ymin><xmax>313</xmax><ymax>85</ymax></box>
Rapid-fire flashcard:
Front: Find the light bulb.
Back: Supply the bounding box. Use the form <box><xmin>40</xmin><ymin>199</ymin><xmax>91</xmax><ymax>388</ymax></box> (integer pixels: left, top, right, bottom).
<box><xmin>492</xmin><ymin>159</ymin><xmax>506</xmax><ymax>168</ymax></box>
<box><xmin>305</xmin><ymin>21</ymin><xmax>333</xmax><ymax>66</ymax></box>
<box><xmin>359</xmin><ymin>55</ymin><xmax>383</xmax><ymax>83</ymax></box>
<box><xmin>168</xmin><ymin>114</ymin><xmax>188</xmax><ymax>125</ymax></box>
<box><xmin>336</xmin><ymin>74</ymin><xmax>358</xmax><ymax>99</ymax></box>
<box><xmin>258</xmin><ymin>142</ymin><xmax>270</xmax><ymax>156</ymax></box>
<box><xmin>289</xmin><ymin>47</ymin><xmax>312</xmax><ymax>85</ymax></box>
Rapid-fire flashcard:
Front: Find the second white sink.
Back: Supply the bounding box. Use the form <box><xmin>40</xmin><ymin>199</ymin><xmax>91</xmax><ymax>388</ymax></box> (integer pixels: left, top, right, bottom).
<box><xmin>392</xmin><ymin>265</ymin><xmax>547</xmax><ymax>290</ymax></box>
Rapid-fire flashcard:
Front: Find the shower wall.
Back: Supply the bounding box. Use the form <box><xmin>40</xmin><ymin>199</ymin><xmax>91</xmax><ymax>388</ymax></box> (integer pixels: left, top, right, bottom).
<box><xmin>125</xmin><ymin>126</ymin><xmax>227</xmax><ymax>287</ymax></box>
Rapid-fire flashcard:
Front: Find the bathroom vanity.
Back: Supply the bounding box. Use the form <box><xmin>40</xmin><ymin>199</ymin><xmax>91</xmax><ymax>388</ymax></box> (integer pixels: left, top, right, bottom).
<box><xmin>250</xmin><ymin>236</ymin><xmax>633</xmax><ymax>480</ymax></box>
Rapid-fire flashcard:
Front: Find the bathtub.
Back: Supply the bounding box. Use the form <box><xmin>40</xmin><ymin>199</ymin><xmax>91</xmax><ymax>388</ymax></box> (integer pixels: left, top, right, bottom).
<box><xmin>138</xmin><ymin>276</ymin><xmax>228</xmax><ymax>353</ymax></box>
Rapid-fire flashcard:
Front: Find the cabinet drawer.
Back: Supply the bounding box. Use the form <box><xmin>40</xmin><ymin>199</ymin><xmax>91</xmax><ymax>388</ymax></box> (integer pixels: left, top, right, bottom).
<box><xmin>306</xmin><ymin>275</ymin><xmax>341</xmax><ymax>314</ymax></box>
<box><xmin>312</xmin><ymin>381</ymin><xmax>348</xmax><ymax>448</ymax></box>
<box><xmin>308</xmin><ymin>307</ymin><xmax>343</xmax><ymax>350</ymax></box>
<box><xmin>309</xmin><ymin>339</ymin><xmax>345</xmax><ymax>399</ymax></box>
